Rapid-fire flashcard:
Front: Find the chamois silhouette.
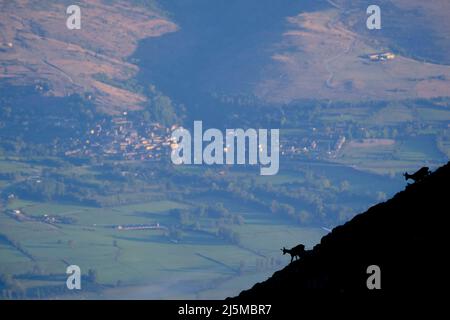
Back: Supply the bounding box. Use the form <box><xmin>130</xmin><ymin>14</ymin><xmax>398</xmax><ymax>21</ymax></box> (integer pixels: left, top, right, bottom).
<box><xmin>403</xmin><ymin>167</ymin><xmax>430</xmax><ymax>183</ymax></box>
<box><xmin>281</xmin><ymin>244</ymin><xmax>305</xmax><ymax>263</ymax></box>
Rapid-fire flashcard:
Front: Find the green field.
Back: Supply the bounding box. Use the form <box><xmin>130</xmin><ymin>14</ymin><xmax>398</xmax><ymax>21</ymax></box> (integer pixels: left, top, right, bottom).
<box><xmin>0</xmin><ymin>195</ymin><xmax>326</xmax><ymax>298</ymax></box>
<box><xmin>335</xmin><ymin>136</ymin><xmax>446</xmax><ymax>174</ymax></box>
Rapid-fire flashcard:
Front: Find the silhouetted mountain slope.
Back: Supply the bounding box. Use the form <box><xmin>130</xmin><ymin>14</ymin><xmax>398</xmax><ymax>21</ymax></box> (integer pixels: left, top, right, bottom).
<box><xmin>233</xmin><ymin>162</ymin><xmax>449</xmax><ymax>300</ymax></box>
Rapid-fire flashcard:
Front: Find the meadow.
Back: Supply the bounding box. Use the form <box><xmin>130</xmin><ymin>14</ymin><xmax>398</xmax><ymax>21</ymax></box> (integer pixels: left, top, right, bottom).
<box><xmin>0</xmin><ymin>160</ymin><xmax>328</xmax><ymax>298</ymax></box>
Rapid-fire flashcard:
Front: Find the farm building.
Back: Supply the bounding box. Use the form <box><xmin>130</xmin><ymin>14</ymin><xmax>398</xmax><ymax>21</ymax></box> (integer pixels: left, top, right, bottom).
<box><xmin>368</xmin><ymin>52</ymin><xmax>396</xmax><ymax>61</ymax></box>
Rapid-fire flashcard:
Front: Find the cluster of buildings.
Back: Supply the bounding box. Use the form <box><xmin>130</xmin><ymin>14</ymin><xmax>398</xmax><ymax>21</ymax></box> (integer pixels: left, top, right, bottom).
<box><xmin>5</xmin><ymin>209</ymin><xmax>74</xmax><ymax>225</ymax></box>
<box><xmin>65</xmin><ymin>114</ymin><xmax>178</xmax><ymax>161</ymax></box>
<box><xmin>62</xmin><ymin>113</ymin><xmax>350</xmax><ymax>163</ymax></box>
<box><xmin>279</xmin><ymin>125</ymin><xmax>347</xmax><ymax>160</ymax></box>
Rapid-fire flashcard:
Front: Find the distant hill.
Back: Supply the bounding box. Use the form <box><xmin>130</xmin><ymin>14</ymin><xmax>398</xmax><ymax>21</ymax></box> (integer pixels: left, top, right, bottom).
<box><xmin>256</xmin><ymin>0</ymin><xmax>450</xmax><ymax>103</ymax></box>
<box><xmin>0</xmin><ymin>0</ymin><xmax>176</xmax><ymax>114</ymax></box>
<box><xmin>3</xmin><ymin>0</ymin><xmax>449</xmax><ymax>116</ymax></box>
<box><xmin>335</xmin><ymin>0</ymin><xmax>450</xmax><ymax>65</ymax></box>
<box><xmin>233</xmin><ymin>162</ymin><xmax>448</xmax><ymax>301</ymax></box>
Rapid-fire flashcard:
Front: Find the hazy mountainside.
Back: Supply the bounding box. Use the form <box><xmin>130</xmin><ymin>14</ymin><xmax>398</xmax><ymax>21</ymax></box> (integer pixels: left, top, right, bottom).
<box><xmin>135</xmin><ymin>0</ymin><xmax>450</xmax><ymax>108</ymax></box>
<box><xmin>336</xmin><ymin>0</ymin><xmax>450</xmax><ymax>65</ymax></box>
<box><xmin>1</xmin><ymin>0</ymin><xmax>449</xmax><ymax>115</ymax></box>
<box><xmin>233</xmin><ymin>162</ymin><xmax>448</xmax><ymax>300</ymax></box>
<box><xmin>256</xmin><ymin>0</ymin><xmax>450</xmax><ymax>103</ymax></box>
<box><xmin>132</xmin><ymin>0</ymin><xmax>314</xmax><ymax>114</ymax></box>
<box><xmin>0</xmin><ymin>0</ymin><xmax>176</xmax><ymax>114</ymax></box>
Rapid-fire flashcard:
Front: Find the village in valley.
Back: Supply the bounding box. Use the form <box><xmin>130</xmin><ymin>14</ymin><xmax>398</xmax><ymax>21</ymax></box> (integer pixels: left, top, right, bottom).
<box><xmin>61</xmin><ymin>112</ymin><xmax>351</xmax><ymax>164</ymax></box>
<box><xmin>63</xmin><ymin>113</ymin><xmax>177</xmax><ymax>161</ymax></box>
